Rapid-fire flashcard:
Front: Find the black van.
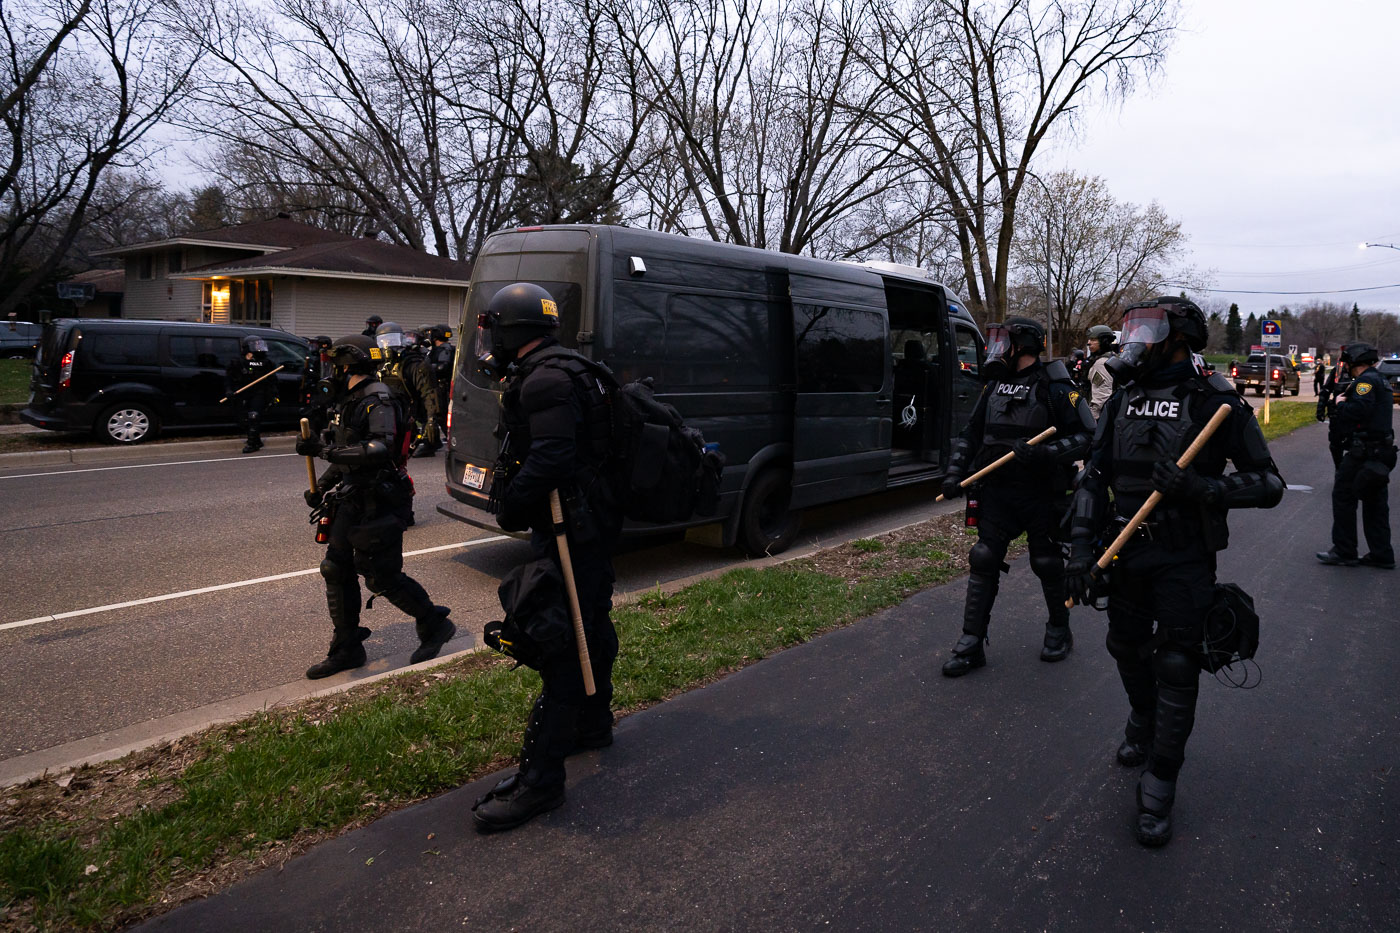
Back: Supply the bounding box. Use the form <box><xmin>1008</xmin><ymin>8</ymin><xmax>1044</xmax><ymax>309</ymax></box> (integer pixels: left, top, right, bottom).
<box><xmin>439</xmin><ymin>225</ymin><xmax>986</xmax><ymax>554</ymax></box>
<box><xmin>22</xmin><ymin>320</ymin><xmax>309</xmax><ymax>443</ymax></box>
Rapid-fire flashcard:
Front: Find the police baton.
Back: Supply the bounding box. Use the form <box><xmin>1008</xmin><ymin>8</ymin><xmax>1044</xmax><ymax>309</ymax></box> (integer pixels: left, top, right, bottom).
<box><xmin>299</xmin><ymin>418</ymin><xmax>318</xmax><ymax>494</ymax></box>
<box><xmin>549</xmin><ymin>489</ymin><xmax>597</xmax><ymax>696</ymax></box>
<box><xmin>217</xmin><ymin>364</ymin><xmax>286</xmax><ymax>403</ymax></box>
<box><xmin>934</xmin><ymin>426</ymin><xmax>1057</xmax><ymax>502</ymax></box>
<box><xmin>1066</xmin><ymin>403</ymin><xmax>1232</xmax><ymax>608</ymax></box>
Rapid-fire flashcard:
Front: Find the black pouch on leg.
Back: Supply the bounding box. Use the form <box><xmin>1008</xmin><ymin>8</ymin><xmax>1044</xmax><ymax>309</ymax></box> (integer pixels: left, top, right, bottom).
<box><xmin>487</xmin><ymin>558</ymin><xmax>572</xmax><ymax>669</ymax></box>
<box><xmin>1200</xmin><ymin>583</ymin><xmax>1260</xmax><ymax>673</ymax></box>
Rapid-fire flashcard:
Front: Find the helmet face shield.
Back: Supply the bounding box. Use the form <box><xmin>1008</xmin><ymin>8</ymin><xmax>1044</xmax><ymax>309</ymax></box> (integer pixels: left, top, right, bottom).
<box><xmin>984</xmin><ymin>325</ymin><xmax>1011</xmax><ymax>364</ymax></box>
<box><xmin>1120</xmin><ymin>306</ymin><xmax>1171</xmax><ymax>349</ymax></box>
<box><xmin>375</xmin><ymin>331</ymin><xmax>405</xmax><ymax>351</ymax></box>
<box><xmin>243</xmin><ymin>338</ymin><xmax>268</xmax><ymax>355</ymax></box>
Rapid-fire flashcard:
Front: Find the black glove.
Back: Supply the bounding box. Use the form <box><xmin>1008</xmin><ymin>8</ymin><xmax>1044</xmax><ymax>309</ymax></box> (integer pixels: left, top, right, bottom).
<box><xmin>1151</xmin><ymin>460</ymin><xmax>1219</xmax><ymax>503</ymax></box>
<box><xmin>295</xmin><ymin>435</ymin><xmax>324</xmax><ymax>457</ymax></box>
<box><xmin>1315</xmin><ymin>400</ymin><xmax>1327</xmax><ymax>422</ymax></box>
<box><xmin>1064</xmin><ymin>539</ymin><xmax>1096</xmax><ymax>604</ymax></box>
<box><xmin>941</xmin><ymin>475</ymin><xmax>964</xmax><ymax>500</ymax></box>
<box><xmin>304</xmin><ymin>489</ymin><xmax>323</xmax><ymax>509</ymax></box>
<box><xmin>1013</xmin><ymin>438</ymin><xmax>1053</xmax><ymax>465</ymax></box>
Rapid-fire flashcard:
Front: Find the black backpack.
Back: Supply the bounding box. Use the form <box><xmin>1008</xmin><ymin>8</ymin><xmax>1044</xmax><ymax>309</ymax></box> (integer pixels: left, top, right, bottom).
<box><xmin>521</xmin><ymin>348</ymin><xmax>725</xmax><ymax>524</ymax></box>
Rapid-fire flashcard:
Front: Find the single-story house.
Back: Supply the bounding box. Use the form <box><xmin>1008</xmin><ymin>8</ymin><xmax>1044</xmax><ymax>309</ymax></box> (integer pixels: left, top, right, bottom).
<box><xmin>92</xmin><ymin>215</ymin><xmax>473</xmax><ymax>339</ymax></box>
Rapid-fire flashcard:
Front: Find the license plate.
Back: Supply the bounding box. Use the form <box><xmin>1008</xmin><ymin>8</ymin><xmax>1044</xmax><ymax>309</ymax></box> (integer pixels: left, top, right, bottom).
<box><xmin>462</xmin><ymin>463</ymin><xmax>488</xmax><ymax>490</ymax></box>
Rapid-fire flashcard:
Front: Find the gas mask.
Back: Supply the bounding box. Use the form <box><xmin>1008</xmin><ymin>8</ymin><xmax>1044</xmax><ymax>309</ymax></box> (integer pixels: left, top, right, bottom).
<box><xmin>1106</xmin><ymin>305</ymin><xmax>1172</xmax><ymax>382</ymax></box>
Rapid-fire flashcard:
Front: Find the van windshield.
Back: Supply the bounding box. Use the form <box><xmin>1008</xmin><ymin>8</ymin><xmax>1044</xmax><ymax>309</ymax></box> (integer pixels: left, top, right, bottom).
<box><xmin>463</xmin><ymin>280</ymin><xmax>583</xmax><ymax>388</ymax></box>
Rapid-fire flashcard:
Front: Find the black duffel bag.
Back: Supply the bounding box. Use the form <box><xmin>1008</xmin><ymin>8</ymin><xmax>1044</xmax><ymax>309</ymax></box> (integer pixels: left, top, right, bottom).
<box><xmin>1200</xmin><ymin>583</ymin><xmax>1260</xmax><ymax>673</ymax></box>
<box><xmin>483</xmin><ymin>557</ymin><xmax>571</xmax><ymax>669</ymax></box>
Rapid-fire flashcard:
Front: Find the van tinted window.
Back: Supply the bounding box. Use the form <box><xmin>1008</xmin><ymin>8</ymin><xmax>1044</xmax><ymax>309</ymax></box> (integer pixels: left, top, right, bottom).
<box><xmin>794</xmin><ymin>304</ymin><xmax>884</xmax><ymax>393</ymax></box>
<box><xmin>609</xmin><ymin>286</ymin><xmax>775</xmax><ymax>389</ymax></box>
<box><xmin>169</xmin><ymin>335</ymin><xmax>241</xmax><ymax>369</ymax></box>
<box><xmin>88</xmin><ymin>332</ymin><xmax>158</xmax><ymax>366</ymax></box>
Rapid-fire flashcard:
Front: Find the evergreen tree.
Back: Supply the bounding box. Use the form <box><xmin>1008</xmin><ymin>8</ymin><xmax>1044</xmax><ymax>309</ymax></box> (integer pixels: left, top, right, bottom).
<box><xmin>1351</xmin><ymin>302</ymin><xmax>1362</xmax><ymax>342</ymax></box>
<box><xmin>183</xmin><ymin>186</ymin><xmax>233</xmax><ymax>233</ymax></box>
<box><xmin>1225</xmin><ymin>303</ymin><xmax>1243</xmax><ymax>354</ymax></box>
<box><xmin>1245</xmin><ymin>311</ymin><xmax>1258</xmax><ymax>349</ymax></box>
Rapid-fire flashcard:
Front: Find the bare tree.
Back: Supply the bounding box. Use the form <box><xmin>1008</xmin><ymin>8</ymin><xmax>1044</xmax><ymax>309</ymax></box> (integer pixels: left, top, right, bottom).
<box><xmin>860</xmin><ymin>0</ymin><xmax>1180</xmax><ymax>318</ymax></box>
<box><xmin>1011</xmin><ymin>170</ymin><xmax>1186</xmax><ymax>347</ymax></box>
<box><xmin>0</xmin><ymin>0</ymin><xmax>196</xmax><ymax>315</ymax></box>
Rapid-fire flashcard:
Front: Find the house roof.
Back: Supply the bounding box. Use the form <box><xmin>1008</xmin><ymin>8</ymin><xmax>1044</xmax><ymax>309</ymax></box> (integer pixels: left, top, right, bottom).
<box><xmin>93</xmin><ymin>216</ymin><xmax>359</xmax><ymax>257</ymax></box>
<box><xmin>170</xmin><ymin>238</ymin><xmax>473</xmax><ymax>288</ymax></box>
<box><xmin>68</xmin><ymin>268</ymin><xmax>125</xmax><ymax>293</ymax></box>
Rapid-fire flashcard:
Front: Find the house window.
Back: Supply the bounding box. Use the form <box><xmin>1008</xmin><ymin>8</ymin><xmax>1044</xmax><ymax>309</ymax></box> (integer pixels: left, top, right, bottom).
<box><xmin>229</xmin><ymin>280</ymin><xmax>272</xmax><ymax>327</ymax></box>
<box><xmin>138</xmin><ymin>255</ymin><xmax>153</xmax><ymax>280</ymax></box>
<box><xmin>168</xmin><ymin>249</ymin><xmax>183</xmax><ymax>273</ymax></box>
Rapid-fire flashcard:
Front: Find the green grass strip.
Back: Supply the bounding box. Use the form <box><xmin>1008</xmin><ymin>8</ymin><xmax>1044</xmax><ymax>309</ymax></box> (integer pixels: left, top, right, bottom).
<box><xmin>1253</xmin><ymin>399</ymin><xmax>1317</xmax><ymax>442</ymax></box>
<box><xmin>0</xmin><ymin>359</ymin><xmax>30</xmax><ymax>406</ymax></box>
<box><xmin>0</xmin><ymin>521</ymin><xmax>973</xmax><ymax>931</ymax></box>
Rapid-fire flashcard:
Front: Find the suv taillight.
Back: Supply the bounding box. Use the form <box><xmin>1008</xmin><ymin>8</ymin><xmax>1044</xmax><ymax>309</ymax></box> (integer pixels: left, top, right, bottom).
<box><xmin>59</xmin><ymin>350</ymin><xmax>74</xmax><ymax>389</ymax></box>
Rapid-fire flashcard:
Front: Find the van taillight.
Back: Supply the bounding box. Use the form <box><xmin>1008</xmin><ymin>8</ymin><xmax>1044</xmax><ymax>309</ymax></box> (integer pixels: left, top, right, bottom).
<box><xmin>446</xmin><ymin>381</ymin><xmax>454</xmax><ymax>435</ymax></box>
<box><xmin>59</xmin><ymin>350</ymin><xmax>74</xmax><ymax>389</ymax></box>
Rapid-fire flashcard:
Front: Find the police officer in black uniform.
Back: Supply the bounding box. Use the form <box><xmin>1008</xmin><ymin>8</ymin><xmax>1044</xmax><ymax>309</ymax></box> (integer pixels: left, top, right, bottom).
<box><xmin>1065</xmin><ymin>297</ymin><xmax>1283</xmax><ymax>847</ymax></box>
<box><xmin>1316</xmin><ymin>342</ymin><xmax>1396</xmax><ymax>569</ymax></box>
<box><xmin>470</xmin><ymin>283</ymin><xmax>623</xmax><ymax>833</ymax></box>
<box><xmin>361</xmin><ymin>314</ymin><xmax>383</xmax><ymax>338</ymax></box>
<box><xmin>225</xmin><ymin>335</ymin><xmax>279</xmax><ymax>453</ymax></box>
<box><xmin>414</xmin><ymin>324</ymin><xmax>454</xmax><ymax>458</ymax></box>
<box><xmin>939</xmin><ymin>317</ymin><xmax>1096</xmax><ymax>676</ymax></box>
<box><xmin>296</xmin><ymin>335</ymin><xmax>456</xmax><ymax>680</ymax></box>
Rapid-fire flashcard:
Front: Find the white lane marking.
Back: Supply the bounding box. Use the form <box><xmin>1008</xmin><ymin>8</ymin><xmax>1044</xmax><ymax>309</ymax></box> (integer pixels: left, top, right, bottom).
<box><xmin>1286</xmin><ymin>484</ymin><xmax>1314</xmax><ymax>492</ymax></box>
<box><xmin>0</xmin><ymin>453</ymin><xmax>297</xmax><ymax>480</ymax></box>
<box><xmin>0</xmin><ymin>536</ymin><xmax>509</xmax><ymax>632</ymax></box>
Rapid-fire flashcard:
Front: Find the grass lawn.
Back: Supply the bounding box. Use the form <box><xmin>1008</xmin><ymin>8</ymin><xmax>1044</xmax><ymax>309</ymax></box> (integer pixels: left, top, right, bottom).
<box><xmin>0</xmin><ymin>517</ymin><xmax>991</xmax><ymax>932</ymax></box>
<box><xmin>0</xmin><ymin>359</ymin><xmax>30</xmax><ymax>405</ymax></box>
<box><xmin>1249</xmin><ymin>398</ymin><xmax>1317</xmax><ymax>442</ymax></box>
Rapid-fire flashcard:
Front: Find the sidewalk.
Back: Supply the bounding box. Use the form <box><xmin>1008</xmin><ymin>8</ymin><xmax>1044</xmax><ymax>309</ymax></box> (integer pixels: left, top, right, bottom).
<box><xmin>0</xmin><ymin>429</ymin><xmax>297</xmax><ymax>468</ymax></box>
<box><xmin>139</xmin><ymin>429</ymin><xmax>1399</xmax><ymax>932</ymax></box>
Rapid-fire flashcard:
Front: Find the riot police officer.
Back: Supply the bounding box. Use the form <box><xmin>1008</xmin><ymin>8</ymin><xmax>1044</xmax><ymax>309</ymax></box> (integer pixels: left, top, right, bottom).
<box><xmin>361</xmin><ymin>314</ymin><xmax>383</xmax><ymax>338</ymax></box>
<box><xmin>374</xmin><ymin>321</ymin><xmax>440</xmax><ymax>454</ymax></box>
<box><xmin>939</xmin><ymin>317</ymin><xmax>1096</xmax><ymax>676</ymax></box>
<box><xmin>225</xmin><ymin>335</ymin><xmax>279</xmax><ymax>453</ymax></box>
<box><xmin>470</xmin><ymin>283</ymin><xmax>623</xmax><ymax>833</ymax></box>
<box><xmin>1316</xmin><ymin>342</ymin><xmax>1396</xmax><ymax>569</ymax></box>
<box><xmin>296</xmin><ymin>335</ymin><xmax>456</xmax><ymax>680</ymax></box>
<box><xmin>1084</xmin><ymin>324</ymin><xmax>1118</xmax><ymax>419</ymax></box>
<box><xmin>1065</xmin><ymin>297</ymin><xmax>1283</xmax><ymax>847</ymax></box>
<box><xmin>414</xmin><ymin>324</ymin><xmax>454</xmax><ymax>458</ymax></box>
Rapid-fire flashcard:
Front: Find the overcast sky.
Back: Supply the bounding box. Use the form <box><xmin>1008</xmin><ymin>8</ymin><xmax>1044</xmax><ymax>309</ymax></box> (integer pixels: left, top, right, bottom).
<box><xmin>1048</xmin><ymin>0</ymin><xmax>1400</xmax><ymax>318</ymax></box>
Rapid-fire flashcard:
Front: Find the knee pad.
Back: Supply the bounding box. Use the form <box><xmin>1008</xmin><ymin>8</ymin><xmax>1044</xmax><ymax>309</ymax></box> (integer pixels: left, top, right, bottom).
<box><xmin>968</xmin><ymin>540</ymin><xmax>1005</xmax><ymax>575</ymax></box>
<box><xmin>320</xmin><ymin>557</ymin><xmax>349</xmax><ymax>584</ymax></box>
<box><xmin>1105</xmin><ymin>632</ymin><xmax>1145</xmax><ymax>664</ymax></box>
<box><xmin>1029</xmin><ymin>551</ymin><xmax>1062</xmax><ymax>581</ymax></box>
<box><xmin>1152</xmin><ymin>647</ymin><xmax>1201</xmax><ymax>688</ymax></box>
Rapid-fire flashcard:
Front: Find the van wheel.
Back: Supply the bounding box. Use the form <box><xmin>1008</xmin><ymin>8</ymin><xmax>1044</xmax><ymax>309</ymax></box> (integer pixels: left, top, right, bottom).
<box><xmin>97</xmin><ymin>403</ymin><xmax>158</xmax><ymax>444</ymax></box>
<box><xmin>738</xmin><ymin>469</ymin><xmax>800</xmax><ymax>556</ymax></box>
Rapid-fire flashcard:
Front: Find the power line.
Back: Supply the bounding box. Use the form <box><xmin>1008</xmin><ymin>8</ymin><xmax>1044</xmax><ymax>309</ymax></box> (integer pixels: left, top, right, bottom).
<box><xmin>1163</xmin><ymin>282</ymin><xmax>1400</xmax><ymax>296</ymax></box>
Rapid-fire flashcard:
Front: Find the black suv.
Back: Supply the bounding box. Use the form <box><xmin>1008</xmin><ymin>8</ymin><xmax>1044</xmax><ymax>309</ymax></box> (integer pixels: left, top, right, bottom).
<box><xmin>22</xmin><ymin>320</ymin><xmax>309</xmax><ymax>443</ymax></box>
<box><xmin>1377</xmin><ymin>358</ymin><xmax>1400</xmax><ymax>405</ymax></box>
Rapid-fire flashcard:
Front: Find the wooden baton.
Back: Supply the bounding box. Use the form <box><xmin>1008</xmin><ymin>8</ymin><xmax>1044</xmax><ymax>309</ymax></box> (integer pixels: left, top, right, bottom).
<box><xmin>218</xmin><ymin>364</ymin><xmax>286</xmax><ymax>403</ymax></box>
<box><xmin>1066</xmin><ymin>402</ymin><xmax>1233</xmax><ymax>608</ymax></box>
<box><xmin>549</xmin><ymin>489</ymin><xmax>597</xmax><ymax>696</ymax></box>
<box><xmin>299</xmin><ymin>417</ymin><xmax>318</xmax><ymax>494</ymax></box>
<box><xmin>934</xmin><ymin>426</ymin><xmax>1058</xmax><ymax>502</ymax></box>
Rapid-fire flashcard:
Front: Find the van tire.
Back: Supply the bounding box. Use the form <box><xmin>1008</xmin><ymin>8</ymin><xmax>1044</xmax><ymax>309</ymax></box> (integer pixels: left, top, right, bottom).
<box><xmin>738</xmin><ymin>469</ymin><xmax>800</xmax><ymax>556</ymax></box>
<box><xmin>96</xmin><ymin>403</ymin><xmax>158</xmax><ymax>444</ymax></box>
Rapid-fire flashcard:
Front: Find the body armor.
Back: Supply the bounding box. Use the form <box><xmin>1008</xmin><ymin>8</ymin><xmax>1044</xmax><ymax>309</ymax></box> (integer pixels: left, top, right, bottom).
<box><xmin>1110</xmin><ymin>381</ymin><xmax>1199</xmax><ymax>513</ymax></box>
<box><xmin>981</xmin><ymin>369</ymin><xmax>1050</xmax><ymax>455</ymax></box>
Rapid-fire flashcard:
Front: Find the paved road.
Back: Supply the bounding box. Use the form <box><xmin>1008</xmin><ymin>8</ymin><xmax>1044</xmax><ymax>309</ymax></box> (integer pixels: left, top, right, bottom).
<box><xmin>141</xmin><ymin>422</ymin><xmax>1400</xmax><ymax>931</ymax></box>
<box><xmin>0</xmin><ymin>446</ymin><xmax>953</xmax><ymax>762</ymax></box>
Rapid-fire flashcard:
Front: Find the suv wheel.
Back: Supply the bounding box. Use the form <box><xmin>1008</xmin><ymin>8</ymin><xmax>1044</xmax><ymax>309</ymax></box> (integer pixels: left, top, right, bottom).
<box><xmin>97</xmin><ymin>403</ymin><xmax>158</xmax><ymax>444</ymax></box>
<box><xmin>738</xmin><ymin>468</ymin><xmax>800</xmax><ymax>556</ymax></box>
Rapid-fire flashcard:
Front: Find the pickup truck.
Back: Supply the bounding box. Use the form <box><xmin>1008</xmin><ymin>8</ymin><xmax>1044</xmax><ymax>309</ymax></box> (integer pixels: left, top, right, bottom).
<box><xmin>1230</xmin><ymin>353</ymin><xmax>1300</xmax><ymax>396</ymax></box>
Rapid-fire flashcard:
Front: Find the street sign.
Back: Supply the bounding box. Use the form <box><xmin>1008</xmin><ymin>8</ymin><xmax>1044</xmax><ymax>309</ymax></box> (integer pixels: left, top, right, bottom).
<box><xmin>1261</xmin><ymin>319</ymin><xmax>1282</xmax><ymax>348</ymax></box>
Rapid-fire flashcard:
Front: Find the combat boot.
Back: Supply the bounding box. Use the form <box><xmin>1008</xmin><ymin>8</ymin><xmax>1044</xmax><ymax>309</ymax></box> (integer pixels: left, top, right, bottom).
<box><xmin>410</xmin><ymin>606</ymin><xmax>456</xmax><ymax>664</ymax></box>
<box><xmin>941</xmin><ymin>632</ymin><xmax>986</xmax><ymax>677</ymax></box>
<box><xmin>1135</xmin><ymin>772</ymin><xmax>1176</xmax><ymax>847</ymax></box>
<box><xmin>471</xmin><ymin>773</ymin><xmax>565</xmax><ymax>833</ymax></box>
<box><xmin>1315</xmin><ymin>549</ymin><xmax>1358</xmax><ymax>566</ymax></box>
<box><xmin>1040</xmin><ymin>624</ymin><xmax>1073</xmax><ymax>662</ymax></box>
<box><xmin>1116</xmin><ymin>709</ymin><xmax>1153</xmax><ymax>767</ymax></box>
<box><xmin>306</xmin><ymin>628</ymin><xmax>367</xmax><ymax>679</ymax></box>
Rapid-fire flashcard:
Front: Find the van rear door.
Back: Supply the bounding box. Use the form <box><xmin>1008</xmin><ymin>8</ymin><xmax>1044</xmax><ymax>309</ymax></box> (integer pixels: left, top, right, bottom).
<box><xmin>28</xmin><ymin>321</ymin><xmax>77</xmax><ymax>406</ymax></box>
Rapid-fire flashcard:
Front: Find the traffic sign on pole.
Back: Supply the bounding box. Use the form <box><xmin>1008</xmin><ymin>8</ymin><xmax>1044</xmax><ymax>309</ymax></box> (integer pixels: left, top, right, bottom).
<box><xmin>1261</xmin><ymin>319</ymin><xmax>1282</xmax><ymax>348</ymax></box>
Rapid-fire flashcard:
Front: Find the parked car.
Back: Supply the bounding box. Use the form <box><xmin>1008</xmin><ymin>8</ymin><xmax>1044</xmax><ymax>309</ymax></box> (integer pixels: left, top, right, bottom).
<box><xmin>1230</xmin><ymin>353</ymin><xmax>1300</xmax><ymax>396</ymax></box>
<box><xmin>22</xmin><ymin>319</ymin><xmax>309</xmax><ymax>443</ymax></box>
<box><xmin>441</xmin><ymin>224</ymin><xmax>987</xmax><ymax>555</ymax></box>
<box><xmin>1376</xmin><ymin>358</ymin><xmax>1400</xmax><ymax>405</ymax></box>
<box><xmin>1</xmin><ymin>320</ymin><xmax>41</xmax><ymax>358</ymax></box>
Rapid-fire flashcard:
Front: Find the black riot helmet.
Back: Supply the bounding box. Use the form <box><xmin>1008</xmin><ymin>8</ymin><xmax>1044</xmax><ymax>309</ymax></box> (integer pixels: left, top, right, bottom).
<box><xmin>1109</xmin><ymin>297</ymin><xmax>1207</xmax><ymax>380</ymax></box>
<box><xmin>982</xmin><ymin>316</ymin><xmax>1045</xmax><ymax>379</ymax></box>
<box><xmin>241</xmin><ymin>335</ymin><xmax>269</xmax><ymax>357</ymax></box>
<box><xmin>365</xmin><ymin>314</ymin><xmax>383</xmax><ymax>329</ymax></box>
<box><xmin>1086</xmin><ymin>324</ymin><xmax>1116</xmax><ymax>352</ymax></box>
<box><xmin>1340</xmin><ymin>342</ymin><xmax>1379</xmax><ymax>367</ymax></box>
<box><xmin>480</xmin><ymin>283</ymin><xmax>560</xmax><ymax>372</ymax></box>
<box><xmin>373</xmin><ymin>321</ymin><xmax>407</xmax><ymax>359</ymax></box>
<box><xmin>429</xmin><ymin>323</ymin><xmax>453</xmax><ymax>343</ymax></box>
<box><xmin>329</xmin><ymin>334</ymin><xmax>380</xmax><ymax>376</ymax></box>
<box><xmin>1071</xmin><ymin>348</ymin><xmax>1086</xmax><ymax>361</ymax></box>
<box><xmin>314</xmin><ymin>335</ymin><xmax>333</xmax><ymax>350</ymax></box>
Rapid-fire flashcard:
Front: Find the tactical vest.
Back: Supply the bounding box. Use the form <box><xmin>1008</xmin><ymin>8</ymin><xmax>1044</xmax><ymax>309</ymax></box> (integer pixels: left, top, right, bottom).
<box><xmin>1356</xmin><ymin>371</ymin><xmax>1396</xmax><ymax>438</ymax></box>
<box><xmin>502</xmin><ymin>349</ymin><xmax>614</xmax><ymax>472</ymax></box>
<box><xmin>1110</xmin><ymin>381</ymin><xmax>1198</xmax><ymax>511</ymax></box>
<box><xmin>982</xmin><ymin>369</ymin><xmax>1050</xmax><ymax>453</ymax></box>
<box><xmin>330</xmin><ymin>381</ymin><xmax>410</xmax><ymax>477</ymax></box>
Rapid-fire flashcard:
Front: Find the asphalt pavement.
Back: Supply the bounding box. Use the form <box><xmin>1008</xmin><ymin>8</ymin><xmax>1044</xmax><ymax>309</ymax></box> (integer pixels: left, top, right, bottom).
<box><xmin>138</xmin><ymin>421</ymin><xmax>1400</xmax><ymax>932</ymax></box>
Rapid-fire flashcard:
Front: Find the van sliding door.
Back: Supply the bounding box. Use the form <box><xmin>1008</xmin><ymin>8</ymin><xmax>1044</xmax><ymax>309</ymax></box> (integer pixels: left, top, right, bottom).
<box><xmin>788</xmin><ymin>271</ymin><xmax>890</xmax><ymax>508</ymax></box>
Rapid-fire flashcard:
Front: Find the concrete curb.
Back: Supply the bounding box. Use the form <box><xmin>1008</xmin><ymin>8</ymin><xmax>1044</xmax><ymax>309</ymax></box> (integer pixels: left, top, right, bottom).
<box><xmin>0</xmin><ymin>433</ymin><xmax>297</xmax><ymax>469</ymax></box>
